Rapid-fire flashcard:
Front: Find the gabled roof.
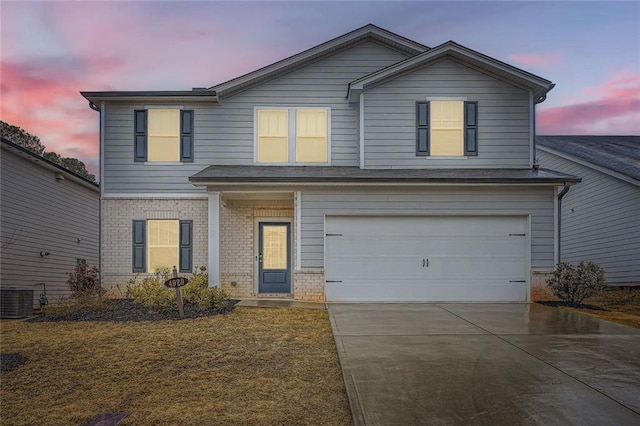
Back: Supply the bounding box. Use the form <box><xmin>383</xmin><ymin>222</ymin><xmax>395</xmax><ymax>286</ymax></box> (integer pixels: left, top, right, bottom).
<box><xmin>537</xmin><ymin>136</ymin><xmax>640</xmax><ymax>183</ymax></box>
<box><xmin>1</xmin><ymin>137</ymin><xmax>99</xmax><ymax>191</ymax></box>
<box><xmin>190</xmin><ymin>165</ymin><xmax>580</xmax><ymax>186</ymax></box>
<box><xmin>347</xmin><ymin>41</ymin><xmax>554</xmax><ymax>102</ymax></box>
<box><xmin>209</xmin><ymin>24</ymin><xmax>429</xmax><ymax>99</ymax></box>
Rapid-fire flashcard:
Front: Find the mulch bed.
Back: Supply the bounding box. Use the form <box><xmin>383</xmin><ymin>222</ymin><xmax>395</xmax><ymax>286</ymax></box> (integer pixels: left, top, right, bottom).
<box><xmin>0</xmin><ymin>353</ymin><xmax>27</xmax><ymax>372</ymax></box>
<box><xmin>536</xmin><ymin>301</ymin><xmax>608</xmax><ymax>311</ymax></box>
<box><xmin>26</xmin><ymin>298</ymin><xmax>238</xmax><ymax>323</ymax></box>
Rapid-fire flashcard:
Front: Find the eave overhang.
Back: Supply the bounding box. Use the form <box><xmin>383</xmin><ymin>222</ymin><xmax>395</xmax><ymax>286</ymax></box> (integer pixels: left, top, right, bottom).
<box><xmin>80</xmin><ymin>91</ymin><xmax>220</xmax><ymax>108</ymax></box>
<box><xmin>347</xmin><ymin>41</ymin><xmax>554</xmax><ymax>103</ymax></box>
<box><xmin>189</xmin><ymin>166</ymin><xmax>580</xmax><ymax>187</ymax></box>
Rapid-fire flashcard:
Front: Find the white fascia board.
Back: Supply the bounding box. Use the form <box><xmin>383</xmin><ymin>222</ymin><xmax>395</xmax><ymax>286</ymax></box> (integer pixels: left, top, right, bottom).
<box><xmin>537</xmin><ymin>146</ymin><xmax>639</xmax><ymax>187</ymax></box>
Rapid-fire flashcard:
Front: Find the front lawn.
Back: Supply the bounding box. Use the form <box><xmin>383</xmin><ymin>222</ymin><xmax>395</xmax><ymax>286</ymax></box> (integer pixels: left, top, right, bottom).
<box><xmin>557</xmin><ymin>286</ymin><xmax>640</xmax><ymax>329</ymax></box>
<box><xmin>0</xmin><ymin>307</ymin><xmax>352</xmax><ymax>425</ymax></box>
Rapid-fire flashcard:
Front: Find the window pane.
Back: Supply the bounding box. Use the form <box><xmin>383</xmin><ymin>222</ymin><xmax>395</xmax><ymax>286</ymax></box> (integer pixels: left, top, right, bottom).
<box><xmin>148</xmin><ymin>109</ymin><xmax>180</xmax><ymax>161</ymax></box>
<box><xmin>263</xmin><ymin>225</ymin><xmax>287</xmax><ymax>270</ymax></box>
<box><xmin>296</xmin><ymin>137</ymin><xmax>327</xmax><ymax>163</ymax></box>
<box><xmin>258</xmin><ymin>137</ymin><xmax>289</xmax><ymax>162</ymax></box>
<box><xmin>430</xmin><ymin>101</ymin><xmax>463</xmax><ymax>156</ymax></box>
<box><xmin>431</xmin><ymin>129</ymin><xmax>463</xmax><ymax>155</ymax></box>
<box><xmin>296</xmin><ymin>110</ymin><xmax>327</xmax><ymax>163</ymax></box>
<box><xmin>257</xmin><ymin>110</ymin><xmax>289</xmax><ymax>163</ymax></box>
<box><xmin>148</xmin><ymin>136</ymin><xmax>180</xmax><ymax>161</ymax></box>
<box><xmin>147</xmin><ymin>220</ymin><xmax>179</xmax><ymax>272</ymax></box>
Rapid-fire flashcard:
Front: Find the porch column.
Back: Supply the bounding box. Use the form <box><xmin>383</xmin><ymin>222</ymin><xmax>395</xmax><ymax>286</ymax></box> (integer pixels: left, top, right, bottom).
<box><xmin>208</xmin><ymin>191</ymin><xmax>221</xmax><ymax>288</ymax></box>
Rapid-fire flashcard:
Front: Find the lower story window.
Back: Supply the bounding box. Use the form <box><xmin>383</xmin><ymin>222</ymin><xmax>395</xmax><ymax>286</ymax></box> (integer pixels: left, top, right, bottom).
<box><xmin>147</xmin><ymin>220</ymin><xmax>179</xmax><ymax>272</ymax></box>
<box><xmin>133</xmin><ymin>219</ymin><xmax>192</xmax><ymax>273</ymax></box>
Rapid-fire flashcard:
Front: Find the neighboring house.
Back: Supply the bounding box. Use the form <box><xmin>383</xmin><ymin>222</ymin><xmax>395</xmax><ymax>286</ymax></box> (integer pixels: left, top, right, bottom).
<box><xmin>0</xmin><ymin>137</ymin><xmax>100</xmax><ymax>306</ymax></box>
<box><xmin>537</xmin><ymin>136</ymin><xmax>640</xmax><ymax>285</ymax></box>
<box><xmin>82</xmin><ymin>24</ymin><xmax>579</xmax><ymax>303</ymax></box>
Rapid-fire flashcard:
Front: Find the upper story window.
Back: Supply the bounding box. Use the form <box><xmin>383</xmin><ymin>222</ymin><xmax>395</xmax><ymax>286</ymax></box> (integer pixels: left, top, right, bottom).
<box><xmin>134</xmin><ymin>108</ymin><xmax>194</xmax><ymax>163</ymax></box>
<box><xmin>416</xmin><ymin>100</ymin><xmax>478</xmax><ymax>157</ymax></box>
<box><xmin>255</xmin><ymin>107</ymin><xmax>330</xmax><ymax>164</ymax></box>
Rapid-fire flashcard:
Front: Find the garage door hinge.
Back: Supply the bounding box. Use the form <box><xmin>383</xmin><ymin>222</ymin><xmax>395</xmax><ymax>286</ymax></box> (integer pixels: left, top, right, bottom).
<box><xmin>325</xmin><ymin>233</ymin><xmax>343</xmax><ymax>236</ymax></box>
<box><xmin>509</xmin><ymin>233</ymin><xmax>526</xmax><ymax>236</ymax></box>
<box><xmin>325</xmin><ymin>280</ymin><xmax>343</xmax><ymax>283</ymax></box>
<box><xmin>509</xmin><ymin>280</ymin><xmax>526</xmax><ymax>283</ymax></box>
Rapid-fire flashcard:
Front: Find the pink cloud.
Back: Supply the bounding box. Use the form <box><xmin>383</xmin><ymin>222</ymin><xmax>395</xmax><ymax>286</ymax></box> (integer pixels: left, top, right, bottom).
<box><xmin>0</xmin><ymin>61</ymin><xmax>101</xmax><ymax>174</ymax></box>
<box><xmin>508</xmin><ymin>53</ymin><xmax>564</xmax><ymax>69</ymax></box>
<box><xmin>538</xmin><ymin>71</ymin><xmax>640</xmax><ymax>135</ymax></box>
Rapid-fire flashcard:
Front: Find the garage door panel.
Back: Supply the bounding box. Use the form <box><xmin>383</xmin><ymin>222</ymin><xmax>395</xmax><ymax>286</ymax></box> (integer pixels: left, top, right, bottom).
<box><xmin>325</xmin><ymin>216</ymin><xmax>528</xmax><ymax>302</ymax></box>
<box><xmin>325</xmin><ymin>282</ymin><xmax>527</xmax><ymax>302</ymax></box>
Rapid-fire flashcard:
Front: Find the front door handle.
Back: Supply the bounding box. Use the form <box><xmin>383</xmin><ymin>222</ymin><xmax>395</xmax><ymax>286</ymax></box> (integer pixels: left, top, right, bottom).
<box><xmin>258</xmin><ymin>253</ymin><xmax>263</xmax><ymax>263</ymax></box>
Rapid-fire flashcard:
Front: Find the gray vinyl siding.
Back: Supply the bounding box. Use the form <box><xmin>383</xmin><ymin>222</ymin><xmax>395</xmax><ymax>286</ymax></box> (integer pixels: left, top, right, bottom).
<box><xmin>299</xmin><ymin>186</ymin><xmax>554</xmax><ymax>269</ymax></box>
<box><xmin>538</xmin><ymin>150</ymin><xmax>640</xmax><ymax>284</ymax></box>
<box><xmin>0</xmin><ymin>148</ymin><xmax>100</xmax><ymax>305</ymax></box>
<box><xmin>102</xmin><ymin>41</ymin><xmax>409</xmax><ymax>193</ymax></box>
<box><xmin>364</xmin><ymin>58</ymin><xmax>531</xmax><ymax>168</ymax></box>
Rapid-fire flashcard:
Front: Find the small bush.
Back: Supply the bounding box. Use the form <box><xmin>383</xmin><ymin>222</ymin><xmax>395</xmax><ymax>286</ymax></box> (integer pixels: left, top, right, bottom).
<box><xmin>125</xmin><ymin>266</ymin><xmax>229</xmax><ymax>311</ymax></box>
<box><xmin>125</xmin><ymin>275</ymin><xmax>176</xmax><ymax>311</ymax></box>
<box><xmin>67</xmin><ymin>264</ymin><xmax>102</xmax><ymax>297</ymax></box>
<box><xmin>182</xmin><ymin>266</ymin><xmax>229</xmax><ymax>309</ymax></box>
<box><xmin>546</xmin><ymin>261</ymin><xmax>606</xmax><ymax>304</ymax></box>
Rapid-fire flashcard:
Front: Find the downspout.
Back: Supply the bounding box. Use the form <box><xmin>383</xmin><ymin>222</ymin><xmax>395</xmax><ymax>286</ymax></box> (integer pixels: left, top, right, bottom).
<box><xmin>557</xmin><ymin>183</ymin><xmax>571</xmax><ymax>263</ymax></box>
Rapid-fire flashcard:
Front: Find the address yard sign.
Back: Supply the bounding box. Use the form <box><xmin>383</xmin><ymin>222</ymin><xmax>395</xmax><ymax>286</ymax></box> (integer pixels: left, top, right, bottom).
<box><xmin>164</xmin><ymin>277</ymin><xmax>188</xmax><ymax>288</ymax></box>
<box><xmin>164</xmin><ymin>267</ymin><xmax>189</xmax><ymax>318</ymax></box>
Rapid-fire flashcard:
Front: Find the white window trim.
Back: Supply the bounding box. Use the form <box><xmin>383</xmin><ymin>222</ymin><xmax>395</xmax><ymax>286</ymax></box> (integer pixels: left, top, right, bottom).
<box><xmin>425</xmin><ymin>97</ymin><xmax>468</xmax><ymax>101</ymax></box>
<box><xmin>146</xmin><ymin>219</ymin><xmax>180</xmax><ymax>273</ymax></box>
<box><xmin>144</xmin><ymin>106</ymin><xmax>184</xmax><ymax>163</ymax></box>
<box><xmin>143</xmin><ymin>162</ymin><xmax>184</xmax><ymax>166</ymax></box>
<box><xmin>253</xmin><ymin>106</ymin><xmax>332</xmax><ymax>166</ymax></box>
<box><xmin>425</xmin><ymin>96</ymin><xmax>468</xmax><ymax>159</ymax></box>
<box><xmin>144</xmin><ymin>105</ymin><xmax>184</xmax><ymax>109</ymax></box>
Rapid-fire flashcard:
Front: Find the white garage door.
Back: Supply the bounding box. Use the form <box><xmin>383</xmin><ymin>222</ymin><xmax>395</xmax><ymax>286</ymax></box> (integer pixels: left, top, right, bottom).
<box><xmin>325</xmin><ymin>216</ymin><xmax>529</xmax><ymax>302</ymax></box>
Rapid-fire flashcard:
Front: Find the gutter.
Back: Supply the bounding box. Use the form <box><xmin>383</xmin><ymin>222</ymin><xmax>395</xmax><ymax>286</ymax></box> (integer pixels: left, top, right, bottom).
<box><xmin>557</xmin><ymin>183</ymin><xmax>571</xmax><ymax>262</ymax></box>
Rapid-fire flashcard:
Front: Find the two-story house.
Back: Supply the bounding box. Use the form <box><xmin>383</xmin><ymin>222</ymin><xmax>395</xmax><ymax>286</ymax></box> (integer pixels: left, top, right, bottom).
<box><xmin>82</xmin><ymin>24</ymin><xmax>579</xmax><ymax>303</ymax></box>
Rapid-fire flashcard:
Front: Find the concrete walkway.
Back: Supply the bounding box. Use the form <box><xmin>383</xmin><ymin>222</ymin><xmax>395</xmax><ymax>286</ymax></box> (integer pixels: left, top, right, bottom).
<box><xmin>328</xmin><ymin>303</ymin><xmax>640</xmax><ymax>425</ymax></box>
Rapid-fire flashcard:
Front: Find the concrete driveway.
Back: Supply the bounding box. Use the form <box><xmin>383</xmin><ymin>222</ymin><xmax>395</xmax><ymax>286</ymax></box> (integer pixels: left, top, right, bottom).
<box><xmin>327</xmin><ymin>303</ymin><xmax>640</xmax><ymax>425</ymax></box>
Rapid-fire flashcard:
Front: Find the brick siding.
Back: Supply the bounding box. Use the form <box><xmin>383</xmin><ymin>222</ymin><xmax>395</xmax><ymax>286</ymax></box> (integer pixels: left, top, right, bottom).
<box><xmin>101</xmin><ymin>198</ymin><xmax>208</xmax><ymax>289</ymax></box>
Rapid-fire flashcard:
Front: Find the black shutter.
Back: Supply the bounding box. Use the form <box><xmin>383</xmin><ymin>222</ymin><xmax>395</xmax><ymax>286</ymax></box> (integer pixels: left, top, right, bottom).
<box><xmin>132</xmin><ymin>220</ymin><xmax>146</xmax><ymax>272</ymax></box>
<box><xmin>134</xmin><ymin>110</ymin><xmax>147</xmax><ymax>162</ymax></box>
<box><xmin>416</xmin><ymin>101</ymin><xmax>429</xmax><ymax>156</ymax></box>
<box><xmin>464</xmin><ymin>101</ymin><xmax>478</xmax><ymax>156</ymax></box>
<box><xmin>179</xmin><ymin>220</ymin><xmax>193</xmax><ymax>273</ymax></box>
<box><xmin>180</xmin><ymin>110</ymin><xmax>194</xmax><ymax>162</ymax></box>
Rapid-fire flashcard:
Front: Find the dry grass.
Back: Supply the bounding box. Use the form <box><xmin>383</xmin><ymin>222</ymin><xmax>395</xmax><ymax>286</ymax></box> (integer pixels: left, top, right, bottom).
<box><xmin>0</xmin><ymin>307</ymin><xmax>352</xmax><ymax>426</ymax></box>
<box><xmin>563</xmin><ymin>287</ymin><xmax>640</xmax><ymax>329</ymax></box>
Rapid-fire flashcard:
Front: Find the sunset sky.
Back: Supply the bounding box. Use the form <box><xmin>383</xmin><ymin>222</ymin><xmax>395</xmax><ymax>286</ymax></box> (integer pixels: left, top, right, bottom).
<box><xmin>2</xmin><ymin>1</ymin><xmax>639</xmax><ymax>178</ymax></box>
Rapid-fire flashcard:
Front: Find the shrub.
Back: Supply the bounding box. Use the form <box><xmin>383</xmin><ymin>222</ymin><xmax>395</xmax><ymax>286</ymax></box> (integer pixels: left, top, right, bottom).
<box><xmin>67</xmin><ymin>264</ymin><xmax>102</xmax><ymax>296</ymax></box>
<box><xmin>125</xmin><ymin>266</ymin><xmax>229</xmax><ymax>311</ymax></box>
<box><xmin>546</xmin><ymin>261</ymin><xmax>606</xmax><ymax>304</ymax></box>
<box><xmin>125</xmin><ymin>275</ymin><xmax>176</xmax><ymax>311</ymax></box>
<box><xmin>182</xmin><ymin>266</ymin><xmax>229</xmax><ymax>309</ymax></box>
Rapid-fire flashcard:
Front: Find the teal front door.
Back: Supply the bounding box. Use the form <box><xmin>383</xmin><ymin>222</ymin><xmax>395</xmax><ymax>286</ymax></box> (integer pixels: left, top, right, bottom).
<box><xmin>258</xmin><ymin>222</ymin><xmax>291</xmax><ymax>293</ymax></box>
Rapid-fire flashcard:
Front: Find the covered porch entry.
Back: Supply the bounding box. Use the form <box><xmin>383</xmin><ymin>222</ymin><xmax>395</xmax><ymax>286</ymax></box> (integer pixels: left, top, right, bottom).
<box><xmin>208</xmin><ymin>191</ymin><xmax>296</xmax><ymax>298</ymax></box>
